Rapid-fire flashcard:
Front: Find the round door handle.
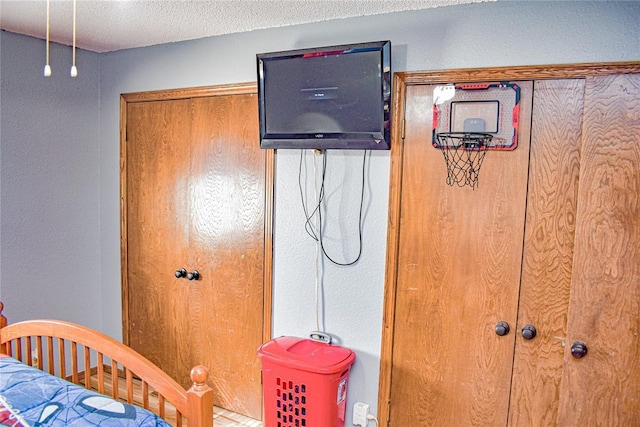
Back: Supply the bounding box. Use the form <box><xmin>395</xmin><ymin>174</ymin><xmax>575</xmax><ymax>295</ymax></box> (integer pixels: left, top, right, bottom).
<box><xmin>175</xmin><ymin>268</ymin><xmax>187</xmax><ymax>278</ymax></box>
<box><xmin>522</xmin><ymin>324</ymin><xmax>537</xmax><ymax>340</ymax></box>
<box><xmin>571</xmin><ymin>341</ymin><xmax>588</xmax><ymax>359</ymax></box>
<box><xmin>495</xmin><ymin>321</ymin><xmax>510</xmax><ymax>336</ymax></box>
<box><xmin>187</xmin><ymin>270</ymin><xmax>200</xmax><ymax>281</ymax></box>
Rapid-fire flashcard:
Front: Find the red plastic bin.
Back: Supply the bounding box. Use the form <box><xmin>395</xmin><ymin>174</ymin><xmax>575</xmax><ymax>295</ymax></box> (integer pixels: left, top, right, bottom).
<box><xmin>258</xmin><ymin>334</ymin><xmax>356</xmax><ymax>427</ymax></box>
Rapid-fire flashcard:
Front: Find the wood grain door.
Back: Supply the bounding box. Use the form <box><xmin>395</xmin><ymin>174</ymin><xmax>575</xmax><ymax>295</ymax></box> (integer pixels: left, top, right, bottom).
<box><xmin>126</xmin><ymin>99</ymin><xmax>194</xmax><ymax>381</ymax></box>
<box><xmin>557</xmin><ymin>73</ymin><xmax>640</xmax><ymax>426</ymax></box>
<box><xmin>124</xmin><ymin>91</ymin><xmax>267</xmax><ymax>420</ymax></box>
<box><xmin>387</xmin><ymin>82</ymin><xmax>533</xmax><ymax>426</ymax></box>
<box><xmin>188</xmin><ymin>94</ymin><xmax>264</xmax><ymax>419</ymax></box>
<box><xmin>507</xmin><ymin>79</ymin><xmax>584</xmax><ymax>426</ymax></box>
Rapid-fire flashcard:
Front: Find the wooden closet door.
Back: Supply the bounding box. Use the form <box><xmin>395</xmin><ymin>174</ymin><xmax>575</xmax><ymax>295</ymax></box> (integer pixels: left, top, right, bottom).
<box><xmin>188</xmin><ymin>94</ymin><xmax>264</xmax><ymax>419</ymax></box>
<box><xmin>125</xmin><ymin>92</ymin><xmax>266</xmax><ymax>421</ymax></box>
<box><xmin>126</xmin><ymin>99</ymin><xmax>194</xmax><ymax>380</ymax></box>
<box><xmin>557</xmin><ymin>73</ymin><xmax>640</xmax><ymax>426</ymax></box>
<box><xmin>507</xmin><ymin>79</ymin><xmax>584</xmax><ymax>426</ymax></box>
<box><xmin>388</xmin><ymin>82</ymin><xmax>533</xmax><ymax>426</ymax></box>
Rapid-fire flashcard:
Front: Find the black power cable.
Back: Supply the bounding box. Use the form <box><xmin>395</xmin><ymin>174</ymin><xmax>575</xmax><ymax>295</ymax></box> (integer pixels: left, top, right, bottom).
<box><xmin>298</xmin><ymin>150</ymin><xmax>325</xmax><ymax>241</ymax></box>
<box><xmin>298</xmin><ymin>149</ymin><xmax>367</xmax><ymax>266</ymax></box>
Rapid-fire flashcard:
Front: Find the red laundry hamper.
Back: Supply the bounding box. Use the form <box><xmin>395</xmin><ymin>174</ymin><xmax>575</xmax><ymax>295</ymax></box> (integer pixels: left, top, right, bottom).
<box><xmin>258</xmin><ymin>333</ymin><xmax>356</xmax><ymax>427</ymax></box>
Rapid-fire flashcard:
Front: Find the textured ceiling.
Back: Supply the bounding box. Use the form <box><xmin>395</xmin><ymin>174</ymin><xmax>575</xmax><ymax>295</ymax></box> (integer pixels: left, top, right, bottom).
<box><xmin>0</xmin><ymin>0</ymin><xmax>486</xmax><ymax>53</ymax></box>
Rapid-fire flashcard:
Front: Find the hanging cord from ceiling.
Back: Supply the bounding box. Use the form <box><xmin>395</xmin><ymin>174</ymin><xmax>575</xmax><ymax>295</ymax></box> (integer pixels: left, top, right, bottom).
<box><xmin>43</xmin><ymin>0</ymin><xmax>78</xmax><ymax>78</ymax></box>
<box><xmin>70</xmin><ymin>0</ymin><xmax>78</xmax><ymax>77</ymax></box>
<box><xmin>44</xmin><ymin>0</ymin><xmax>51</xmax><ymax>76</ymax></box>
<box><xmin>298</xmin><ymin>149</ymin><xmax>367</xmax><ymax>266</ymax></box>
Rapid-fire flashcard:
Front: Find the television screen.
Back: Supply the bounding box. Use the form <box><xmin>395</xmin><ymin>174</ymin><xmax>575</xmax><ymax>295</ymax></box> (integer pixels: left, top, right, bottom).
<box><xmin>257</xmin><ymin>41</ymin><xmax>391</xmax><ymax>150</ymax></box>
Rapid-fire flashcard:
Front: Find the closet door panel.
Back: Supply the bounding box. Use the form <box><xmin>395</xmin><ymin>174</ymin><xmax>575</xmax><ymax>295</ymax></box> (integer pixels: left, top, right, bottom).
<box><xmin>557</xmin><ymin>73</ymin><xmax>640</xmax><ymax>426</ymax></box>
<box><xmin>126</xmin><ymin>99</ymin><xmax>193</xmax><ymax>380</ymax></box>
<box><xmin>188</xmin><ymin>94</ymin><xmax>264</xmax><ymax>420</ymax></box>
<box><xmin>507</xmin><ymin>79</ymin><xmax>584</xmax><ymax>426</ymax></box>
<box><xmin>125</xmin><ymin>94</ymin><xmax>266</xmax><ymax>421</ymax></box>
<box><xmin>388</xmin><ymin>82</ymin><xmax>533</xmax><ymax>427</ymax></box>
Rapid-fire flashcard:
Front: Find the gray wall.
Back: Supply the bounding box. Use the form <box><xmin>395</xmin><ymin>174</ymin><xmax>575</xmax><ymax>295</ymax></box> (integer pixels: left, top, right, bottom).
<box><xmin>0</xmin><ymin>31</ymin><xmax>101</xmax><ymax>328</ymax></box>
<box><xmin>2</xmin><ymin>0</ymin><xmax>638</xmax><ymax>421</ymax></box>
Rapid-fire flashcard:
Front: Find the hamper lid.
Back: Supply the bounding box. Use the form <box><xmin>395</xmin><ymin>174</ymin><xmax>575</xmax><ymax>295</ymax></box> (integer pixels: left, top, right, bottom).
<box><xmin>257</xmin><ymin>335</ymin><xmax>356</xmax><ymax>374</ymax></box>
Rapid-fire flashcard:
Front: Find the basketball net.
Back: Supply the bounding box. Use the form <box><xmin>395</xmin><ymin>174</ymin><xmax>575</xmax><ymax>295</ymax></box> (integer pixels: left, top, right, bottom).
<box><xmin>435</xmin><ymin>132</ymin><xmax>493</xmax><ymax>189</ymax></box>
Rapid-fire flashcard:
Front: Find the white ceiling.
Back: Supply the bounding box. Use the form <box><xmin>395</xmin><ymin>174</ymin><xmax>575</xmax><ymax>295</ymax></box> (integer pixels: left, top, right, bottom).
<box><xmin>0</xmin><ymin>0</ymin><xmax>486</xmax><ymax>53</ymax></box>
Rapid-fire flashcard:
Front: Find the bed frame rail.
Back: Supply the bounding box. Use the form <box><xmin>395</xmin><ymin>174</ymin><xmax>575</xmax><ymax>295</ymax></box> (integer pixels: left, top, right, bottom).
<box><xmin>0</xmin><ymin>303</ymin><xmax>213</xmax><ymax>427</ymax></box>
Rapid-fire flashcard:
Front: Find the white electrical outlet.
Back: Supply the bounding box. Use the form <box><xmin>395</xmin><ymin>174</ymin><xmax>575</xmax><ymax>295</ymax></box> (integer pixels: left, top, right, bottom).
<box><xmin>353</xmin><ymin>402</ymin><xmax>370</xmax><ymax>426</ymax></box>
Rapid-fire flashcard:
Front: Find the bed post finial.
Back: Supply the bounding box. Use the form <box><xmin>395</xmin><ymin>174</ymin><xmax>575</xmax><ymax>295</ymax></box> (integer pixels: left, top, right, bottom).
<box><xmin>187</xmin><ymin>365</ymin><xmax>214</xmax><ymax>427</ymax></box>
<box><xmin>0</xmin><ymin>301</ymin><xmax>6</xmax><ymax>329</ymax></box>
<box><xmin>0</xmin><ymin>301</ymin><xmax>6</xmax><ymax>355</ymax></box>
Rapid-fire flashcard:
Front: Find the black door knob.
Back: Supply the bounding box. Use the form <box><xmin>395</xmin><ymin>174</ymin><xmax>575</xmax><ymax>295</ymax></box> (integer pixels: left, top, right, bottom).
<box><xmin>187</xmin><ymin>270</ymin><xmax>200</xmax><ymax>281</ymax></box>
<box><xmin>495</xmin><ymin>321</ymin><xmax>510</xmax><ymax>336</ymax></box>
<box><xmin>571</xmin><ymin>341</ymin><xmax>588</xmax><ymax>359</ymax></box>
<box><xmin>522</xmin><ymin>324</ymin><xmax>537</xmax><ymax>340</ymax></box>
<box><xmin>175</xmin><ymin>268</ymin><xmax>187</xmax><ymax>278</ymax></box>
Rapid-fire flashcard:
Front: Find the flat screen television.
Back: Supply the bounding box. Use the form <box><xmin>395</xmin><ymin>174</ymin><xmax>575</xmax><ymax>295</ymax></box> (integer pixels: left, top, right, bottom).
<box><xmin>257</xmin><ymin>41</ymin><xmax>391</xmax><ymax>150</ymax></box>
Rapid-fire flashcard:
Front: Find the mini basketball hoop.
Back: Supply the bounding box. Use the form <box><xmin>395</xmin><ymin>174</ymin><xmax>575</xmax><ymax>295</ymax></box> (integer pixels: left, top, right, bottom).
<box><xmin>435</xmin><ymin>132</ymin><xmax>493</xmax><ymax>189</ymax></box>
<box><xmin>432</xmin><ymin>81</ymin><xmax>521</xmax><ymax>189</ymax></box>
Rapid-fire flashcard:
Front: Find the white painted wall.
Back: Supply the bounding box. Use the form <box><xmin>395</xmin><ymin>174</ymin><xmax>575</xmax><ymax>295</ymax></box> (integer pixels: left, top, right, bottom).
<box><xmin>2</xmin><ymin>1</ymin><xmax>638</xmax><ymax>422</ymax></box>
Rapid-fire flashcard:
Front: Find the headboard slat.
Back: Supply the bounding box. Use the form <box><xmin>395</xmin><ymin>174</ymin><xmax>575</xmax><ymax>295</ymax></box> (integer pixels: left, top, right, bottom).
<box><xmin>84</xmin><ymin>346</ymin><xmax>91</xmax><ymax>389</ymax></box>
<box><xmin>58</xmin><ymin>337</ymin><xmax>66</xmax><ymax>378</ymax></box>
<box><xmin>97</xmin><ymin>352</ymin><xmax>105</xmax><ymax>393</ymax></box>
<box><xmin>111</xmin><ymin>359</ymin><xmax>119</xmax><ymax>400</ymax></box>
<box><xmin>35</xmin><ymin>336</ymin><xmax>43</xmax><ymax>370</ymax></box>
<box><xmin>46</xmin><ymin>336</ymin><xmax>54</xmax><ymax>374</ymax></box>
<box><xmin>71</xmin><ymin>341</ymin><xmax>79</xmax><ymax>383</ymax></box>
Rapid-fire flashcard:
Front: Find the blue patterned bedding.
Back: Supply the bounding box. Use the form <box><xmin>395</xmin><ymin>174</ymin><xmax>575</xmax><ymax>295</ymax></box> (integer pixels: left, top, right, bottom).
<box><xmin>0</xmin><ymin>355</ymin><xmax>172</xmax><ymax>426</ymax></box>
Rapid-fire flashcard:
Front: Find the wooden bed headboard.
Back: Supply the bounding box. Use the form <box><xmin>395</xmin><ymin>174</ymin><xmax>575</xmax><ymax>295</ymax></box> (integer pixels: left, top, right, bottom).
<box><xmin>0</xmin><ymin>301</ymin><xmax>213</xmax><ymax>427</ymax></box>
